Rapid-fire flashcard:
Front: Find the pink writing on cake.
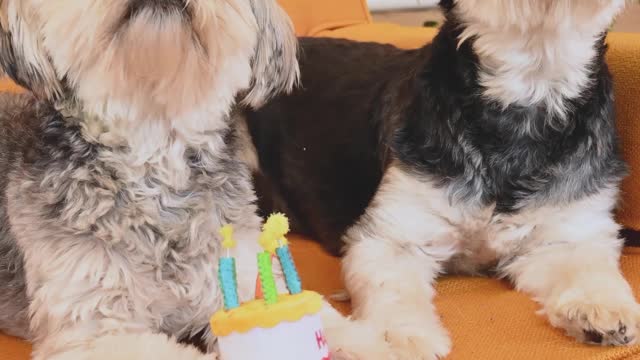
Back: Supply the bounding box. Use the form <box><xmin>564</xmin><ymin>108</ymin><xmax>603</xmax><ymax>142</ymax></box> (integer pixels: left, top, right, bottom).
<box><xmin>315</xmin><ymin>330</ymin><xmax>328</xmax><ymax>350</ymax></box>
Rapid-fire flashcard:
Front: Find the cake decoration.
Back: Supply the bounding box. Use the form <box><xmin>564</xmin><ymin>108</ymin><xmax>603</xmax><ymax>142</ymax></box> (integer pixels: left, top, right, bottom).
<box><xmin>211</xmin><ymin>213</ymin><xmax>331</xmax><ymax>360</ymax></box>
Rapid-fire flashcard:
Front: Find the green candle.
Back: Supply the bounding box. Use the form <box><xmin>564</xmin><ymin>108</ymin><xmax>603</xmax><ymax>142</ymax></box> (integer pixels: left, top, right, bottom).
<box><xmin>257</xmin><ymin>251</ymin><xmax>278</xmax><ymax>304</ymax></box>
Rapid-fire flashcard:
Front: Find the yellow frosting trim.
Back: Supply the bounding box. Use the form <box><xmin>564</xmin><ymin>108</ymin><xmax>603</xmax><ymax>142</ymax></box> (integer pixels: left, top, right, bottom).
<box><xmin>210</xmin><ymin>291</ymin><xmax>323</xmax><ymax>336</ymax></box>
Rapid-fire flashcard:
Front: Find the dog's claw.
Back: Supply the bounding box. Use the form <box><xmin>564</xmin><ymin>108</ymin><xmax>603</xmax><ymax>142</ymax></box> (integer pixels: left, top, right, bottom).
<box><xmin>581</xmin><ymin>321</ymin><xmax>635</xmax><ymax>345</ymax></box>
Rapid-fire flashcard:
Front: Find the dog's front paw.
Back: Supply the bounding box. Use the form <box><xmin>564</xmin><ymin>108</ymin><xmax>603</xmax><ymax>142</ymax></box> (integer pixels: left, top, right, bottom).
<box><xmin>382</xmin><ymin>320</ymin><xmax>451</xmax><ymax>360</ymax></box>
<box><xmin>326</xmin><ymin>321</ymin><xmax>451</xmax><ymax>360</ymax></box>
<box><xmin>320</xmin><ymin>300</ymin><xmax>450</xmax><ymax>360</ymax></box>
<box><xmin>547</xmin><ymin>287</ymin><xmax>640</xmax><ymax>346</ymax></box>
<box><xmin>323</xmin><ymin>318</ymin><xmax>392</xmax><ymax>360</ymax></box>
<box><xmin>325</xmin><ymin>319</ymin><xmax>450</xmax><ymax>360</ymax></box>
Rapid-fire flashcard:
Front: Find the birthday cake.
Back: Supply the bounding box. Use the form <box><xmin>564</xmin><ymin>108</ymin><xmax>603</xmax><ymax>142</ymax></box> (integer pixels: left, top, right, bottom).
<box><xmin>211</xmin><ymin>214</ymin><xmax>331</xmax><ymax>360</ymax></box>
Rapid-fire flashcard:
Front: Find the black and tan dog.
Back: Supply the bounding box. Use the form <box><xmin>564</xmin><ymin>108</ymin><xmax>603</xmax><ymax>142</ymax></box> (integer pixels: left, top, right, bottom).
<box><xmin>244</xmin><ymin>0</ymin><xmax>637</xmax><ymax>359</ymax></box>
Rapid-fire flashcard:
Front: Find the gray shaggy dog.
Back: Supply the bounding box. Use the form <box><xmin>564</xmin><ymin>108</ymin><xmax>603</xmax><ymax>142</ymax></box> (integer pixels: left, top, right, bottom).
<box><xmin>0</xmin><ymin>1</ymin><xmax>358</xmax><ymax>359</ymax></box>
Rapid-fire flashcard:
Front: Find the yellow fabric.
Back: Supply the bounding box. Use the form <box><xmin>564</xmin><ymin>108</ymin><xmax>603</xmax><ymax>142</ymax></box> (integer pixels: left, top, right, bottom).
<box><xmin>276</xmin><ymin>0</ymin><xmax>371</xmax><ymax>36</ymax></box>
<box><xmin>210</xmin><ymin>291</ymin><xmax>323</xmax><ymax>336</ymax></box>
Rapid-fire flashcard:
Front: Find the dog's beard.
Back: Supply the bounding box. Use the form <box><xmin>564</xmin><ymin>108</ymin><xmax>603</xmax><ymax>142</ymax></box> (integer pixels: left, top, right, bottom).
<box><xmin>451</xmin><ymin>0</ymin><xmax>625</xmax><ymax>117</ymax></box>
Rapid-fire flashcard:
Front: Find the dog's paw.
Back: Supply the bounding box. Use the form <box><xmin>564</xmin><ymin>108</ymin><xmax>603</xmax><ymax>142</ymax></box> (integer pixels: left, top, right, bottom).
<box><xmin>581</xmin><ymin>321</ymin><xmax>634</xmax><ymax>346</ymax></box>
<box><xmin>546</xmin><ymin>287</ymin><xmax>640</xmax><ymax>346</ymax></box>
<box><xmin>382</xmin><ymin>320</ymin><xmax>451</xmax><ymax>360</ymax></box>
<box><xmin>324</xmin><ymin>318</ymin><xmax>393</xmax><ymax>360</ymax></box>
<box><xmin>325</xmin><ymin>319</ymin><xmax>450</xmax><ymax>360</ymax></box>
<box><xmin>320</xmin><ymin>301</ymin><xmax>450</xmax><ymax>359</ymax></box>
<box><xmin>35</xmin><ymin>332</ymin><xmax>214</xmax><ymax>360</ymax></box>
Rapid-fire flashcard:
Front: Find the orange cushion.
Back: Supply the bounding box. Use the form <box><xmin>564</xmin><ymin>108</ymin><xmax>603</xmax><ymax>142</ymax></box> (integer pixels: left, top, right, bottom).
<box><xmin>607</xmin><ymin>33</ymin><xmax>640</xmax><ymax>231</ymax></box>
<box><xmin>0</xmin><ymin>334</ymin><xmax>29</xmax><ymax>360</ymax></box>
<box><xmin>317</xmin><ymin>22</ymin><xmax>438</xmax><ymax>48</ymax></box>
<box><xmin>0</xmin><ymin>79</ymin><xmax>23</xmax><ymax>93</ymax></box>
<box><xmin>276</xmin><ymin>0</ymin><xmax>371</xmax><ymax>36</ymax></box>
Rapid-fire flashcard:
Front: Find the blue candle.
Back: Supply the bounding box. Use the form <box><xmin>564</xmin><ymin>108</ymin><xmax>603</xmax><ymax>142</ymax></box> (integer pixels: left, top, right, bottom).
<box><xmin>218</xmin><ymin>225</ymin><xmax>239</xmax><ymax>310</ymax></box>
<box><xmin>219</xmin><ymin>257</ymin><xmax>239</xmax><ymax>310</ymax></box>
<box><xmin>276</xmin><ymin>245</ymin><xmax>302</xmax><ymax>295</ymax></box>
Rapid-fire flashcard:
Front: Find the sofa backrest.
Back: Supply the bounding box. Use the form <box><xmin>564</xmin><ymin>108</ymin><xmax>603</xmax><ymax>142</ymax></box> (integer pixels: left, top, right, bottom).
<box><xmin>277</xmin><ymin>0</ymin><xmax>371</xmax><ymax>36</ymax></box>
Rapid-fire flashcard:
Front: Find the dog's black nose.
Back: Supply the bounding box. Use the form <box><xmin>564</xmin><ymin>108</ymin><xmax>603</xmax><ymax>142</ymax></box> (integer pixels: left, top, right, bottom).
<box><xmin>125</xmin><ymin>0</ymin><xmax>188</xmax><ymax>18</ymax></box>
<box><xmin>118</xmin><ymin>0</ymin><xmax>189</xmax><ymax>29</ymax></box>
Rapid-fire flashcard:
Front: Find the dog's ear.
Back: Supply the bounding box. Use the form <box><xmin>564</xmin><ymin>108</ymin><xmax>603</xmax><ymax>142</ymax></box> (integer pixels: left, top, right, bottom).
<box><xmin>242</xmin><ymin>0</ymin><xmax>299</xmax><ymax>108</ymax></box>
<box><xmin>0</xmin><ymin>0</ymin><xmax>9</xmax><ymax>30</ymax></box>
<box><xmin>0</xmin><ymin>1</ymin><xmax>62</xmax><ymax>99</ymax></box>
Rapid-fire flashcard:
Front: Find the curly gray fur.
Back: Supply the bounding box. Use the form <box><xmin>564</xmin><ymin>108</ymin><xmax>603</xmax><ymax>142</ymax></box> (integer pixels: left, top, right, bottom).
<box><xmin>0</xmin><ymin>92</ymin><xmax>263</xmax><ymax>356</ymax></box>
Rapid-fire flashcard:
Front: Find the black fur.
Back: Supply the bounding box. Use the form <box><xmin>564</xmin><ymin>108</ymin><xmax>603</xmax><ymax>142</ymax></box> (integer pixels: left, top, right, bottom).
<box><xmin>123</xmin><ymin>0</ymin><xmax>188</xmax><ymax>20</ymax></box>
<box><xmin>245</xmin><ymin>6</ymin><xmax>625</xmax><ymax>256</ymax></box>
<box><xmin>116</xmin><ymin>0</ymin><xmax>194</xmax><ymax>36</ymax></box>
<box><xmin>246</xmin><ymin>39</ymin><xmax>409</xmax><ymax>254</ymax></box>
<box><xmin>394</xmin><ymin>23</ymin><xmax>624</xmax><ymax>212</ymax></box>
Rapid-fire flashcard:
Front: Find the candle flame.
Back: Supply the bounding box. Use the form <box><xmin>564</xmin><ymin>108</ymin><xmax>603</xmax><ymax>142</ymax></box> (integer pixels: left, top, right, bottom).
<box><xmin>259</xmin><ymin>213</ymin><xmax>290</xmax><ymax>253</ymax></box>
<box><xmin>219</xmin><ymin>224</ymin><xmax>236</xmax><ymax>249</ymax></box>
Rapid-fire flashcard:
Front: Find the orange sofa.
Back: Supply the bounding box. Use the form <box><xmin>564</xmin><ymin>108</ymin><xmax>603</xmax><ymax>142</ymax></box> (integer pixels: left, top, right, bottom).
<box><xmin>2</xmin><ymin>1</ymin><xmax>640</xmax><ymax>359</ymax></box>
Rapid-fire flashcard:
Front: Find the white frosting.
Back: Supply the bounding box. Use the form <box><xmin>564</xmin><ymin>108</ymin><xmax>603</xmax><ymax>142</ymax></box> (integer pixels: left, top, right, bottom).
<box><xmin>218</xmin><ymin>314</ymin><xmax>330</xmax><ymax>360</ymax></box>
